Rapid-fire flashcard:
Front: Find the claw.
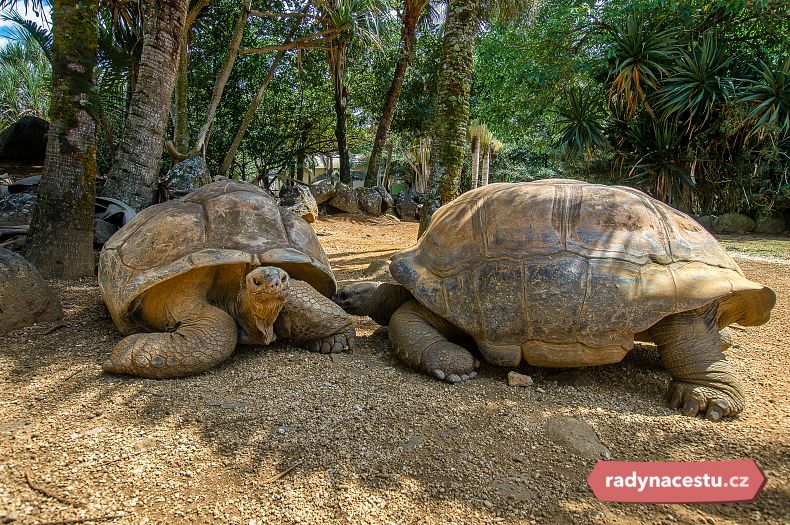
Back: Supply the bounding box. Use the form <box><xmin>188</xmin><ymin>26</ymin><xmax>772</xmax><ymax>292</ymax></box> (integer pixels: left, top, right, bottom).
<box><xmin>682</xmin><ymin>398</ymin><xmax>699</xmax><ymax>416</ymax></box>
<box><xmin>447</xmin><ymin>374</ymin><xmax>461</xmax><ymax>383</ymax></box>
<box><xmin>433</xmin><ymin>369</ymin><xmax>446</xmax><ymax>380</ymax></box>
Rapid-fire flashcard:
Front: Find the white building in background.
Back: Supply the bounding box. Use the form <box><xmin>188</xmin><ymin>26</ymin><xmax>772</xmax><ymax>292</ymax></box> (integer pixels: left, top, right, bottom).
<box><xmin>304</xmin><ymin>154</ymin><xmax>370</xmax><ymax>188</ymax></box>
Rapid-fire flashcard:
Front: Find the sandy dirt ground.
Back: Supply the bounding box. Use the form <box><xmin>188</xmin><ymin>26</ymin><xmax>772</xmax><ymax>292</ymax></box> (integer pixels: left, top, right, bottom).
<box><xmin>0</xmin><ymin>214</ymin><xmax>788</xmax><ymax>525</ymax></box>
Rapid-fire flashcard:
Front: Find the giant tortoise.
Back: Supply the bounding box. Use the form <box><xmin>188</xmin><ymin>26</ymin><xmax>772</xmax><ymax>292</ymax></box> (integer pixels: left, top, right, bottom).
<box><xmin>335</xmin><ymin>180</ymin><xmax>776</xmax><ymax>420</ymax></box>
<box><xmin>99</xmin><ymin>180</ymin><xmax>354</xmax><ymax>378</ymax></box>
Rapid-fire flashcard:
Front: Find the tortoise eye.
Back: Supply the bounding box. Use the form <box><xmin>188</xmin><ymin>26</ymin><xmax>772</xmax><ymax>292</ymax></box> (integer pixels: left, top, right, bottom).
<box><xmin>340</xmin><ymin>291</ymin><xmax>348</xmax><ymax>300</ymax></box>
<box><xmin>253</xmin><ymin>277</ymin><xmax>262</xmax><ymax>286</ymax></box>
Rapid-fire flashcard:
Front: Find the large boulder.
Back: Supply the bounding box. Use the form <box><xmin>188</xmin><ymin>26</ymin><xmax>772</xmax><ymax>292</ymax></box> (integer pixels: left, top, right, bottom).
<box><xmin>279</xmin><ymin>184</ymin><xmax>319</xmax><ymax>223</ymax></box>
<box><xmin>355</xmin><ymin>187</ymin><xmax>382</xmax><ymax>216</ymax></box>
<box><xmin>0</xmin><ymin>116</ymin><xmax>48</xmax><ymax>164</ymax></box>
<box><xmin>375</xmin><ymin>186</ymin><xmax>395</xmax><ymax>211</ymax></box>
<box><xmin>394</xmin><ymin>188</ymin><xmax>424</xmax><ymax>222</ymax></box>
<box><xmin>328</xmin><ymin>182</ymin><xmax>359</xmax><ymax>213</ymax></box>
<box><xmin>0</xmin><ymin>192</ymin><xmax>36</xmax><ymax>227</ymax></box>
<box><xmin>309</xmin><ymin>179</ymin><xmax>336</xmax><ymax>205</ymax></box>
<box><xmin>713</xmin><ymin>213</ymin><xmax>756</xmax><ymax>234</ymax></box>
<box><xmin>0</xmin><ymin>248</ymin><xmax>62</xmax><ymax>334</ymax></box>
<box><xmin>162</xmin><ymin>156</ymin><xmax>212</xmax><ymax>195</ymax></box>
<box><xmin>755</xmin><ymin>212</ymin><xmax>786</xmax><ymax>234</ymax></box>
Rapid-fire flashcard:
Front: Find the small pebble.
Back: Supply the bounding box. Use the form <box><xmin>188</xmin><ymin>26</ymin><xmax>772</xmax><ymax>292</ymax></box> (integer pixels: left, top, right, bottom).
<box><xmin>508</xmin><ymin>371</ymin><xmax>534</xmax><ymax>387</ymax></box>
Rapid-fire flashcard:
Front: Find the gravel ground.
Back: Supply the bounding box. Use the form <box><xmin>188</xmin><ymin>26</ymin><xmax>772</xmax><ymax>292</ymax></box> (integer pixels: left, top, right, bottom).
<box><xmin>1</xmin><ymin>214</ymin><xmax>788</xmax><ymax>525</ymax></box>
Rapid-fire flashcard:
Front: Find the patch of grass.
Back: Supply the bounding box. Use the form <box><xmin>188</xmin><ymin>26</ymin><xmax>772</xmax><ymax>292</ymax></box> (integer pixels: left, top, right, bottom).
<box><xmin>718</xmin><ymin>236</ymin><xmax>790</xmax><ymax>260</ymax></box>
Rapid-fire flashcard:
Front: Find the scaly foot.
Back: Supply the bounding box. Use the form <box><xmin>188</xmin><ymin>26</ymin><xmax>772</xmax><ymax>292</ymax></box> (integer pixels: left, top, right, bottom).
<box><xmin>304</xmin><ymin>326</ymin><xmax>355</xmax><ymax>354</ymax></box>
<box><xmin>665</xmin><ymin>380</ymin><xmax>739</xmax><ymax>421</ymax></box>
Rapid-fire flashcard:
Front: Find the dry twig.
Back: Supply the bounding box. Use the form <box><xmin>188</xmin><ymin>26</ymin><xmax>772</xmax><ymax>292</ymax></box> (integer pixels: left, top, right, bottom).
<box><xmin>263</xmin><ymin>459</ymin><xmax>303</xmax><ymax>483</ymax></box>
<box><xmin>24</xmin><ymin>468</ymin><xmax>85</xmax><ymax>508</ymax></box>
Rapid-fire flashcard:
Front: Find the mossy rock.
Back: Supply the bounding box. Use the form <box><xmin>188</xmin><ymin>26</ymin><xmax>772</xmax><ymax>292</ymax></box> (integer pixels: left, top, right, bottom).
<box><xmin>755</xmin><ymin>213</ymin><xmax>786</xmax><ymax>234</ymax></box>
<box><xmin>713</xmin><ymin>213</ymin><xmax>755</xmax><ymax>234</ymax></box>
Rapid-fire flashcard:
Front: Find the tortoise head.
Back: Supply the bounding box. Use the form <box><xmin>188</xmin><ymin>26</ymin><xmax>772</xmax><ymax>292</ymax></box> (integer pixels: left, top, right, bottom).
<box><xmin>238</xmin><ymin>266</ymin><xmax>290</xmax><ymax>343</ymax></box>
<box><xmin>332</xmin><ymin>281</ymin><xmax>381</xmax><ymax>316</ymax></box>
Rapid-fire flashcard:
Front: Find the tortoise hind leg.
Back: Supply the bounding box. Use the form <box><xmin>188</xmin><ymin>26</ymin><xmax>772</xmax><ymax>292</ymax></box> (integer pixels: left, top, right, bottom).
<box><xmin>648</xmin><ymin>302</ymin><xmax>744</xmax><ymax>421</ymax></box>
<box><xmin>389</xmin><ymin>300</ymin><xmax>479</xmax><ymax>383</ymax></box>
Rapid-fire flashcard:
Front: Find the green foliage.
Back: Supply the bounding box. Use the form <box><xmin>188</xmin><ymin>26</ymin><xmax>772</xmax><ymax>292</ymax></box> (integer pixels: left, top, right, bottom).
<box><xmin>555</xmin><ymin>86</ymin><xmax>608</xmax><ymax>159</ymax></box>
<box><xmin>0</xmin><ymin>34</ymin><xmax>51</xmax><ymax>127</ymax></box>
<box><xmin>739</xmin><ymin>57</ymin><xmax>790</xmax><ymax>138</ymax></box>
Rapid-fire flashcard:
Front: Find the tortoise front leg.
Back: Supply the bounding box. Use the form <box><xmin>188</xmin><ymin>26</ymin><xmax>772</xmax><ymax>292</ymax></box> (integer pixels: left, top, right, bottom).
<box><xmin>274</xmin><ymin>280</ymin><xmax>356</xmax><ymax>353</ymax></box>
<box><xmin>389</xmin><ymin>300</ymin><xmax>479</xmax><ymax>383</ymax></box>
<box><xmin>648</xmin><ymin>303</ymin><xmax>745</xmax><ymax>421</ymax></box>
<box><xmin>104</xmin><ymin>267</ymin><xmax>239</xmax><ymax>379</ymax></box>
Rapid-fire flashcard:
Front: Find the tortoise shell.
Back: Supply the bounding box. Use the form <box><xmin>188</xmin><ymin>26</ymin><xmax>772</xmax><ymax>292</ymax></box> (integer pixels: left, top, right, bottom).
<box><xmin>99</xmin><ymin>180</ymin><xmax>335</xmax><ymax>335</ymax></box>
<box><xmin>389</xmin><ymin>180</ymin><xmax>775</xmax><ymax>367</ymax></box>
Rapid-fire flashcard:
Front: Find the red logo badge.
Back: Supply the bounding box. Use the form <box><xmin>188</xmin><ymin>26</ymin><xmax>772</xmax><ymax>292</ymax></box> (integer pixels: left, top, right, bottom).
<box><xmin>587</xmin><ymin>460</ymin><xmax>766</xmax><ymax>503</ymax></box>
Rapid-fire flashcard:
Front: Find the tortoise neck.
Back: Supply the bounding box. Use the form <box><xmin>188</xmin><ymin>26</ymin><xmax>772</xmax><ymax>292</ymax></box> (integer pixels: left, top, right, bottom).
<box><xmin>370</xmin><ymin>283</ymin><xmax>413</xmax><ymax>326</ymax></box>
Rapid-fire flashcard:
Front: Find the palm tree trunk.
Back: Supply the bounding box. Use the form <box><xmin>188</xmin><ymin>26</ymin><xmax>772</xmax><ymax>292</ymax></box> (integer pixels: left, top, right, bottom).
<box><xmin>470</xmin><ymin>135</ymin><xmax>480</xmax><ymax>189</ymax></box>
<box><xmin>330</xmin><ymin>42</ymin><xmax>352</xmax><ymax>184</ymax></box>
<box><xmin>365</xmin><ymin>0</ymin><xmax>421</xmax><ymax>187</ymax></box>
<box><xmin>419</xmin><ymin>0</ymin><xmax>478</xmax><ymax>235</ymax></box>
<box><xmin>481</xmin><ymin>144</ymin><xmax>491</xmax><ymax>186</ymax></box>
<box><xmin>101</xmin><ymin>0</ymin><xmax>188</xmax><ymax>211</ymax></box>
<box><xmin>23</xmin><ymin>0</ymin><xmax>98</xmax><ymax>278</ymax></box>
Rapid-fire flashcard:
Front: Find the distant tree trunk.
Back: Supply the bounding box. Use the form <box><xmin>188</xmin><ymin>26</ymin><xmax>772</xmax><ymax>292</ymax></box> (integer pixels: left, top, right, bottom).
<box><xmin>383</xmin><ymin>142</ymin><xmax>393</xmax><ymax>190</ymax></box>
<box><xmin>220</xmin><ymin>21</ymin><xmax>303</xmax><ymax>179</ymax></box>
<box><xmin>23</xmin><ymin>0</ymin><xmax>98</xmax><ymax>278</ymax></box>
<box><xmin>419</xmin><ymin>0</ymin><xmax>478</xmax><ymax>235</ymax></box>
<box><xmin>470</xmin><ymin>135</ymin><xmax>480</xmax><ymax>189</ymax></box>
<box><xmin>330</xmin><ymin>40</ymin><xmax>351</xmax><ymax>184</ymax></box>
<box><xmin>102</xmin><ymin>0</ymin><xmax>188</xmax><ymax>211</ymax></box>
<box><xmin>365</xmin><ymin>0</ymin><xmax>422</xmax><ymax>187</ymax></box>
<box><xmin>173</xmin><ymin>37</ymin><xmax>190</xmax><ymax>153</ymax></box>
<box><xmin>481</xmin><ymin>144</ymin><xmax>491</xmax><ymax>186</ymax></box>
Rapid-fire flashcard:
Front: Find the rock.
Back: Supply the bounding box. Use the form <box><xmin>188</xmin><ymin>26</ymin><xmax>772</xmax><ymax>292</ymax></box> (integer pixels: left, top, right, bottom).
<box><xmin>755</xmin><ymin>212</ymin><xmax>786</xmax><ymax>234</ymax></box>
<box><xmin>0</xmin><ymin>247</ymin><xmax>63</xmax><ymax>334</ymax></box>
<box><xmin>163</xmin><ymin>156</ymin><xmax>212</xmax><ymax>194</ymax></box>
<box><xmin>544</xmin><ymin>416</ymin><xmax>610</xmax><ymax>460</ymax></box>
<box><xmin>279</xmin><ymin>184</ymin><xmax>319</xmax><ymax>223</ymax></box>
<box><xmin>363</xmin><ymin>259</ymin><xmax>392</xmax><ymax>282</ymax></box>
<box><xmin>394</xmin><ymin>188</ymin><xmax>424</xmax><ymax>222</ymax></box>
<box><xmin>8</xmin><ymin>175</ymin><xmax>41</xmax><ymax>194</ymax></box>
<box><xmin>2</xmin><ymin>510</ymin><xmax>17</xmax><ymax>523</ymax></box>
<box><xmin>0</xmin><ymin>192</ymin><xmax>36</xmax><ymax>227</ymax></box>
<box><xmin>507</xmin><ymin>371</ymin><xmax>534</xmax><ymax>387</ymax></box>
<box><xmin>328</xmin><ymin>182</ymin><xmax>359</xmax><ymax>213</ymax></box>
<box><xmin>694</xmin><ymin>215</ymin><xmax>716</xmax><ymax>232</ymax></box>
<box><xmin>355</xmin><ymin>187</ymin><xmax>383</xmax><ymax>216</ymax></box>
<box><xmin>309</xmin><ymin>179</ymin><xmax>336</xmax><ymax>205</ymax></box>
<box><xmin>713</xmin><ymin>213</ymin><xmax>755</xmax><ymax>234</ymax></box>
<box><xmin>0</xmin><ymin>115</ymin><xmax>48</xmax><ymax>164</ymax></box>
<box><xmin>94</xmin><ymin>218</ymin><xmax>118</xmax><ymax>246</ymax></box>
<box><xmin>374</xmin><ymin>186</ymin><xmax>395</xmax><ymax>211</ymax></box>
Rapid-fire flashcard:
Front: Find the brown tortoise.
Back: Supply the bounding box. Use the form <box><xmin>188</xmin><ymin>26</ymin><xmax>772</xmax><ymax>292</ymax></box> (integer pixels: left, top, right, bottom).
<box><xmin>99</xmin><ymin>180</ymin><xmax>354</xmax><ymax>378</ymax></box>
<box><xmin>335</xmin><ymin>180</ymin><xmax>776</xmax><ymax>420</ymax></box>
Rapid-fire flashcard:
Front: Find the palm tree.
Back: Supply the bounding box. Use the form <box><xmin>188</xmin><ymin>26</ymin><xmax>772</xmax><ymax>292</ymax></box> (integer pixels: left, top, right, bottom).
<box><xmin>364</xmin><ymin>0</ymin><xmax>430</xmax><ymax>187</ymax></box>
<box><xmin>467</xmin><ymin>120</ymin><xmax>485</xmax><ymax>189</ymax></box>
<box><xmin>419</xmin><ymin>0</ymin><xmax>538</xmax><ymax>234</ymax></box>
<box><xmin>101</xmin><ymin>0</ymin><xmax>189</xmax><ymax>211</ymax></box>
<box><xmin>478</xmin><ymin>127</ymin><xmax>494</xmax><ymax>186</ymax></box>
<box><xmin>419</xmin><ymin>0</ymin><xmax>479</xmax><ymax>233</ymax></box>
<box><xmin>16</xmin><ymin>0</ymin><xmax>100</xmax><ymax>278</ymax></box>
<box><xmin>319</xmin><ymin>0</ymin><xmax>382</xmax><ymax>185</ymax></box>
